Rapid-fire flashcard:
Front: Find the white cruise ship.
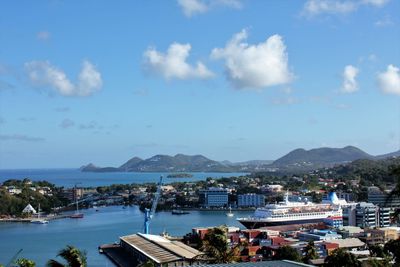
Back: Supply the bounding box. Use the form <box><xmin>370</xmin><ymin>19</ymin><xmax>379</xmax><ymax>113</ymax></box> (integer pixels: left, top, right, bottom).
<box><xmin>237</xmin><ymin>192</ymin><xmax>344</xmax><ymax>229</ymax></box>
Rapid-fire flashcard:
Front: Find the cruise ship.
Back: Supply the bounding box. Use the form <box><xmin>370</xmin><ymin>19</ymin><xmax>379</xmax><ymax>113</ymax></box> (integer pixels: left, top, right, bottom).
<box><xmin>237</xmin><ymin>192</ymin><xmax>345</xmax><ymax>229</ymax></box>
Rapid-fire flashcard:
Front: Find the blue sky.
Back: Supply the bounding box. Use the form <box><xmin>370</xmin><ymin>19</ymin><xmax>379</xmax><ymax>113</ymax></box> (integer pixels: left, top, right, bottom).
<box><xmin>0</xmin><ymin>0</ymin><xmax>399</xmax><ymax>168</ymax></box>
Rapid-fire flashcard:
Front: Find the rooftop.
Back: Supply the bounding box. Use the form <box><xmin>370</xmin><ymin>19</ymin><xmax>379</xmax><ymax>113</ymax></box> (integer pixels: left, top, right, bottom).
<box><xmin>327</xmin><ymin>238</ymin><xmax>365</xmax><ymax>248</ymax></box>
<box><xmin>120</xmin><ymin>233</ymin><xmax>203</xmax><ymax>264</ymax></box>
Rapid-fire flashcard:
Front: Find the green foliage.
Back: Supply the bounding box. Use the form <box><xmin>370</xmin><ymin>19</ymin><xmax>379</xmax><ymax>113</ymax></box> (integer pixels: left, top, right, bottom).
<box><xmin>384</xmin><ymin>239</ymin><xmax>400</xmax><ymax>265</ymax></box>
<box><xmin>324</xmin><ymin>248</ymin><xmax>361</xmax><ymax>267</ymax></box>
<box><xmin>272</xmin><ymin>245</ymin><xmax>301</xmax><ymax>262</ymax></box>
<box><xmin>16</xmin><ymin>258</ymin><xmax>36</xmax><ymax>267</ymax></box>
<box><xmin>302</xmin><ymin>241</ymin><xmax>318</xmax><ymax>263</ymax></box>
<box><xmin>47</xmin><ymin>245</ymin><xmax>87</xmax><ymax>267</ymax></box>
<box><xmin>201</xmin><ymin>226</ymin><xmax>240</xmax><ymax>264</ymax></box>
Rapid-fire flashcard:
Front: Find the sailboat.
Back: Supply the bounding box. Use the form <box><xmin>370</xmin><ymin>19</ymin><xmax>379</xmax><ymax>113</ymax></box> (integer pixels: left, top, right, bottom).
<box><xmin>31</xmin><ymin>204</ymin><xmax>49</xmax><ymax>224</ymax></box>
<box><xmin>70</xmin><ymin>186</ymin><xmax>84</xmax><ymax>219</ymax></box>
<box><xmin>226</xmin><ymin>206</ymin><xmax>234</xmax><ymax>217</ymax></box>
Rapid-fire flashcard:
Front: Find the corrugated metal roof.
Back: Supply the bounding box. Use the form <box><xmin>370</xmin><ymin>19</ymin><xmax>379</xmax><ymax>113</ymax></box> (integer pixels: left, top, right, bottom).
<box><xmin>120</xmin><ymin>233</ymin><xmax>203</xmax><ymax>264</ymax></box>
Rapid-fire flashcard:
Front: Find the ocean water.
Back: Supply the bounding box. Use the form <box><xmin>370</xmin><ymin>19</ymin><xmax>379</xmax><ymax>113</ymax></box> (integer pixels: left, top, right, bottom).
<box><xmin>0</xmin><ymin>205</ymin><xmax>253</xmax><ymax>266</ymax></box>
<box><xmin>0</xmin><ymin>169</ymin><xmax>248</xmax><ymax>187</ymax></box>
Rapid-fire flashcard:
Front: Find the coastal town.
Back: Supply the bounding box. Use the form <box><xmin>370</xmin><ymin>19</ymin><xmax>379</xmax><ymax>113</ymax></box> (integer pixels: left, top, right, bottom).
<box><xmin>2</xmin><ymin>162</ymin><xmax>400</xmax><ymax>266</ymax></box>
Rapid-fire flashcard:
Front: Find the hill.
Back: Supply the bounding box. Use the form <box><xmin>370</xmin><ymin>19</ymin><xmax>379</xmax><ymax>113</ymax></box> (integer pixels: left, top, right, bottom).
<box><xmin>82</xmin><ymin>154</ymin><xmax>237</xmax><ymax>172</ymax></box>
<box><xmin>272</xmin><ymin>146</ymin><xmax>374</xmax><ymax>168</ymax></box>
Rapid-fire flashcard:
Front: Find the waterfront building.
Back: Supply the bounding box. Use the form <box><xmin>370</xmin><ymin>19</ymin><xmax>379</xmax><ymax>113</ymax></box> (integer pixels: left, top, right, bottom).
<box><xmin>199</xmin><ymin>188</ymin><xmax>229</xmax><ymax>207</ymax></box>
<box><xmin>119</xmin><ymin>233</ymin><xmax>204</xmax><ymax>267</ymax></box>
<box><xmin>238</xmin><ymin>194</ymin><xmax>265</xmax><ymax>207</ymax></box>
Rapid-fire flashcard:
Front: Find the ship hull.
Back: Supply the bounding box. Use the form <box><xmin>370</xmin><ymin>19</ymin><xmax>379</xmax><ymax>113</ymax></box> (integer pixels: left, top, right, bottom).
<box><xmin>238</xmin><ymin>218</ymin><xmax>327</xmax><ymax>229</ymax></box>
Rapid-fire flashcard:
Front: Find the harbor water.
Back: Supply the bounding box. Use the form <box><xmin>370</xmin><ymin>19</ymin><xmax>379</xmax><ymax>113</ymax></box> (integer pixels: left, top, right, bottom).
<box><xmin>0</xmin><ymin>205</ymin><xmax>253</xmax><ymax>266</ymax></box>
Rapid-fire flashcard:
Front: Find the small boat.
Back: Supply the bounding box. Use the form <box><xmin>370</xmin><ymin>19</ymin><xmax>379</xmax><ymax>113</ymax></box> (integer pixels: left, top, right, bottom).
<box><xmin>226</xmin><ymin>206</ymin><xmax>234</xmax><ymax>217</ymax></box>
<box><xmin>31</xmin><ymin>204</ymin><xmax>49</xmax><ymax>224</ymax></box>
<box><xmin>70</xmin><ymin>213</ymin><xmax>84</xmax><ymax>219</ymax></box>
<box><xmin>70</xmin><ymin>184</ymin><xmax>84</xmax><ymax>219</ymax></box>
<box><xmin>171</xmin><ymin>209</ymin><xmax>190</xmax><ymax>215</ymax></box>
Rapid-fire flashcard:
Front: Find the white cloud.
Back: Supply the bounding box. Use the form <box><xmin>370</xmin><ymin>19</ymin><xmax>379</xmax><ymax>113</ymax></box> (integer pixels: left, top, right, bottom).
<box><xmin>177</xmin><ymin>0</ymin><xmax>242</xmax><ymax>17</ymax></box>
<box><xmin>377</xmin><ymin>64</ymin><xmax>400</xmax><ymax>95</ymax></box>
<box><xmin>143</xmin><ymin>42</ymin><xmax>214</xmax><ymax>80</ymax></box>
<box><xmin>302</xmin><ymin>0</ymin><xmax>390</xmax><ymax>16</ymax></box>
<box><xmin>211</xmin><ymin>29</ymin><xmax>293</xmax><ymax>89</ymax></box>
<box><xmin>342</xmin><ymin>65</ymin><xmax>359</xmax><ymax>93</ymax></box>
<box><xmin>37</xmin><ymin>31</ymin><xmax>50</xmax><ymax>41</ymax></box>
<box><xmin>177</xmin><ymin>0</ymin><xmax>208</xmax><ymax>17</ymax></box>
<box><xmin>24</xmin><ymin>60</ymin><xmax>102</xmax><ymax>97</ymax></box>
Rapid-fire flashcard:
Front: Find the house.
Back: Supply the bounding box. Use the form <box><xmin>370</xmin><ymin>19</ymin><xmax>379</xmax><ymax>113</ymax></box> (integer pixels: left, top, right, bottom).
<box><xmin>22</xmin><ymin>204</ymin><xmax>37</xmax><ymax>214</ymax></box>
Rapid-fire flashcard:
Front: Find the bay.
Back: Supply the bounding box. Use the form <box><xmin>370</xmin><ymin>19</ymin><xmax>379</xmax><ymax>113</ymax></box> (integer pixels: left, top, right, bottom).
<box><xmin>0</xmin><ymin>169</ymin><xmax>248</xmax><ymax>187</ymax></box>
<box><xmin>0</xmin><ymin>205</ymin><xmax>253</xmax><ymax>266</ymax></box>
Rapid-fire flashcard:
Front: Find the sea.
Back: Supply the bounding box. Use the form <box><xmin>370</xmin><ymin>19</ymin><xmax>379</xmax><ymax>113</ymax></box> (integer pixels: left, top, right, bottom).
<box><xmin>0</xmin><ymin>169</ymin><xmax>251</xmax><ymax>266</ymax></box>
<box><xmin>0</xmin><ymin>169</ymin><xmax>248</xmax><ymax>187</ymax></box>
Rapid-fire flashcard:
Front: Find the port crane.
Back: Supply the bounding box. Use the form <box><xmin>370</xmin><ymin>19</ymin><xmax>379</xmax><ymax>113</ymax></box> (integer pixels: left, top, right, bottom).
<box><xmin>144</xmin><ymin>176</ymin><xmax>163</xmax><ymax>234</ymax></box>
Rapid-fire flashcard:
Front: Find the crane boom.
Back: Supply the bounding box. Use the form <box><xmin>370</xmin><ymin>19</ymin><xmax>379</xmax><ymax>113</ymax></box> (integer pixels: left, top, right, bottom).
<box><xmin>6</xmin><ymin>249</ymin><xmax>23</xmax><ymax>267</ymax></box>
<box><xmin>144</xmin><ymin>176</ymin><xmax>163</xmax><ymax>234</ymax></box>
<box><xmin>150</xmin><ymin>176</ymin><xmax>163</xmax><ymax>218</ymax></box>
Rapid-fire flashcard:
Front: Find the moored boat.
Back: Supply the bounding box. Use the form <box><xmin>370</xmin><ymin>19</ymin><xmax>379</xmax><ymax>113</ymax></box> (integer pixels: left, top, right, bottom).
<box><xmin>171</xmin><ymin>209</ymin><xmax>190</xmax><ymax>215</ymax></box>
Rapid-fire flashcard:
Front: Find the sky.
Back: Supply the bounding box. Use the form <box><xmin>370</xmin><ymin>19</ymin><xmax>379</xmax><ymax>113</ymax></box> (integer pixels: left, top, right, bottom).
<box><xmin>0</xmin><ymin>0</ymin><xmax>399</xmax><ymax>169</ymax></box>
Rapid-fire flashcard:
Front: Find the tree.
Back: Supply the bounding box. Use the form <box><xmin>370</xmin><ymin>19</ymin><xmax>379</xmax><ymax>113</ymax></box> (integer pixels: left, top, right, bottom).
<box><xmin>384</xmin><ymin>239</ymin><xmax>400</xmax><ymax>265</ymax></box>
<box><xmin>324</xmin><ymin>248</ymin><xmax>361</xmax><ymax>267</ymax></box>
<box><xmin>273</xmin><ymin>245</ymin><xmax>301</xmax><ymax>262</ymax></box>
<box><xmin>201</xmin><ymin>226</ymin><xmax>241</xmax><ymax>263</ymax></box>
<box><xmin>47</xmin><ymin>245</ymin><xmax>87</xmax><ymax>267</ymax></box>
<box><xmin>302</xmin><ymin>241</ymin><xmax>318</xmax><ymax>263</ymax></box>
<box><xmin>368</xmin><ymin>244</ymin><xmax>386</xmax><ymax>258</ymax></box>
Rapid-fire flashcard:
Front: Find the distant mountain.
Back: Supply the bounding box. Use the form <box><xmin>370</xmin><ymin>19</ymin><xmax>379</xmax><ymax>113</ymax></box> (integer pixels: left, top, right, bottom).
<box><xmin>80</xmin><ymin>147</ymin><xmax>400</xmax><ymax>173</ymax></box>
<box><xmin>375</xmin><ymin>150</ymin><xmax>400</xmax><ymax>160</ymax></box>
<box><xmin>119</xmin><ymin>157</ymin><xmax>143</xmax><ymax>171</ymax></box>
<box><xmin>80</xmin><ymin>163</ymin><xmax>119</xmax><ymax>172</ymax></box>
<box><xmin>222</xmin><ymin>160</ymin><xmax>273</xmax><ymax>166</ymax></box>
<box><xmin>82</xmin><ymin>154</ymin><xmax>238</xmax><ymax>172</ymax></box>
<box><xmin>272</xmin><ymin>146</ymin><xmax>374</xmax><ymax>168</ymax></box>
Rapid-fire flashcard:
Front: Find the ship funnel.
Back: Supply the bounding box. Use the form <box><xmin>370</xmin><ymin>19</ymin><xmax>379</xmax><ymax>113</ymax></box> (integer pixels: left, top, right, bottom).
<box><xmin>329</xmin><ymin>192</ymin><xmax>339</xmax><ymax>204</ymax></box>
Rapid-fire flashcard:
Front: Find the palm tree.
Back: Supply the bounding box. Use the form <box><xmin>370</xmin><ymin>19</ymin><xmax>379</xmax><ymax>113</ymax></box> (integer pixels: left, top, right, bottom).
<box><xmin>200</xmin><ymin>226</ymin><xmax>241</xmax><ymax>263</ymax></box>
<box><xmin>302</xmin><ymin>241</ymin><xmax>318</xmax><ymax>263</ymax></box>
<box><xmin>47</xmin><ymin>245</ymin><xmax>87</xmax><ymax>267</ymax></box>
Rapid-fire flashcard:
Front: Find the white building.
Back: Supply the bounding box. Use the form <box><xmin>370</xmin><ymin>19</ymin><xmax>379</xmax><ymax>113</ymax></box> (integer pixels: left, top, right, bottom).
<box><xmin>22</xmin><ymin>204</ymin><xmax>37</xmax><ymax>214</ymax></box>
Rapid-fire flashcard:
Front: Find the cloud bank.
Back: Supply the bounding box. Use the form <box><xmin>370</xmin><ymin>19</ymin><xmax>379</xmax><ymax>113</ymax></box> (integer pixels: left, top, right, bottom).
<box><xmin>211</xmin><ymin>29</ymin><xmax>293</xmax><ymax>89</ymax></box>
<box><xmin>25</xmin><ymin>60</ymin><xmax>102</xmax><ymax>97</ymax></box>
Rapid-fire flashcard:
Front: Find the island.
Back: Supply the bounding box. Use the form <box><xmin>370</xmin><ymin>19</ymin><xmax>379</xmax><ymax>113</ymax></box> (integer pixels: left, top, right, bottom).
<box><xmin>167</xmin><ymin>173</ymin><xmax>194</xmax><ymax>178</ymax></box>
